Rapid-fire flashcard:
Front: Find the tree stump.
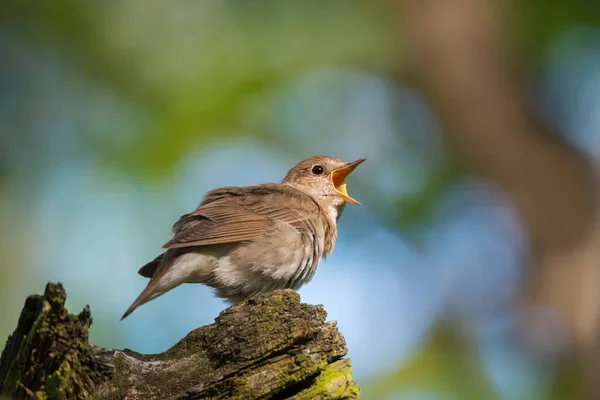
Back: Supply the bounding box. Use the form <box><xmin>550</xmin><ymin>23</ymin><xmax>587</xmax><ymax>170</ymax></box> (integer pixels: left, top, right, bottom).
<box><xmin>0</xmin><ymin>283</ymin><xmax>359</xmax><ymax>400</ymax></box>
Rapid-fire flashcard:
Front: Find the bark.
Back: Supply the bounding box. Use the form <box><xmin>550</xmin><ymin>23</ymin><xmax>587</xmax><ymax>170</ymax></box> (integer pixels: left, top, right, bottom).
<box><xmin>395</xmin><ymin>0</ymin><xmax>600</xmax><ymax>397</ymax></box>
<box><xmin>0</xmin><ymin>283</ymin><xmax>359</xmax><ymax>400</ymax></box>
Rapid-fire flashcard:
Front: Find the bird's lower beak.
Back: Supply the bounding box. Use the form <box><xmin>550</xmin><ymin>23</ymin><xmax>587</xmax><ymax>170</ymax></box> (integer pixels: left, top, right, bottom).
<box><xmin>330</xmin><ymin>158</ymin><xmax>366</xmax><ymax>205</ymax></box>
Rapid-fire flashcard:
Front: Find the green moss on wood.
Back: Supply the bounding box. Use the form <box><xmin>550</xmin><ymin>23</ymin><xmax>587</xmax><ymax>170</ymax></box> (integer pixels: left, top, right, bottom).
<box><xmin>93</xmin><ymin>353</ymin><xmax>130</xmax><ymax>400</ymax></box>
<box><xmin>0</xmin><ymin>283</ymin><xmax>110</xmax><ymax>400</ymax></box>
<box><xmin>290</xmin><ymin>359</ymin><xmax>360</xmax><ymax>399</ymax></box>
<box><xmin>2</xmin><ymin>284</ymin><xmax>359</xmax><ymax>400</ymax></box>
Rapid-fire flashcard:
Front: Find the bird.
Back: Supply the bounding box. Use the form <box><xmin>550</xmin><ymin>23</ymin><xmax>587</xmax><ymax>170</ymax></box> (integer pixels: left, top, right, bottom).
<box><xmin>121</xmin><ymin>155</ymin><xmax>365</xmax><ymax>320</ymax></box>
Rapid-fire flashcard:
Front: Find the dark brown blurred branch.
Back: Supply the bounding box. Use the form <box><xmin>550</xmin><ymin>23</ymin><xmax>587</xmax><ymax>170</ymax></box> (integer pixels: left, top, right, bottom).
<box><xmin>395</xmin><ymin>0</ymin><xmax>600</xmax><ymax>397</ymax></box>
<box><xmin>0</xmin><ymin>283</ymin><xmax>358</xmax><ymax>400</ymax></box>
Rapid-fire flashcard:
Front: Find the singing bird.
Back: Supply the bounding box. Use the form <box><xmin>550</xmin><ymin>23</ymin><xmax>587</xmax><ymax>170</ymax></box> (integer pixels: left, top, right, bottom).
<box><xmin>121</xmin><ymin>155</ymin><xmax>365</xmax><ymax>319</ymax></box>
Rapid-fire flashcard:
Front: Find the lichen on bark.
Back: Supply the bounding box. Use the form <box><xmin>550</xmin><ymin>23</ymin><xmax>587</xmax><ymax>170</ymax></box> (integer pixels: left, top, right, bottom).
<box><xmin>0</xmin><ymin>283</ymin><xmax>359</xmax><ymax>400</ymax></box>
<box><xmin>0</xmin><ymin>283</ymin><xmax>111</xmax><ymax>400</ymax></box>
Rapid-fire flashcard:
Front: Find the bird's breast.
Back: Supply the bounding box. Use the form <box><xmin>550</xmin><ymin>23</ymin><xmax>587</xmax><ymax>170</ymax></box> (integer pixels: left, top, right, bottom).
<box><xmin>213</xmin><ymin>216</ymin><xmax>330</xmax><ymax>294</ymax></box>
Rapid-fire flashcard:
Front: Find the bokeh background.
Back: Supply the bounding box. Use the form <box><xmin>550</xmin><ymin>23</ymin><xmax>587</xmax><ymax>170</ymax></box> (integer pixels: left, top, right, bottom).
<box><xmin>2</xmin><ymin>1</ymin><xmax>600</xmax><ymax>399</ymax></box>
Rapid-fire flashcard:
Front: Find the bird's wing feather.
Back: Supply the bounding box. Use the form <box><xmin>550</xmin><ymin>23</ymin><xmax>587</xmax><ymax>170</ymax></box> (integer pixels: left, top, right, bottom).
<box><xmin>138</xmin><ymin>253</ymin><xmax>164</xmax><ymax>277</ymax></box>
<box><xmin>162</xmin><ymin>184</ymin><xmax>322</xmax><ymax>249</ymax></box>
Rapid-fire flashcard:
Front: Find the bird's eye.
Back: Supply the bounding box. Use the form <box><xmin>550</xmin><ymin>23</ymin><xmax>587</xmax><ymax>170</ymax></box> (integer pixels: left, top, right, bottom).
<box><xmin>311</xmin><ymin>165</ymin><xmax>324</xmax><ymax>175</ymax></box>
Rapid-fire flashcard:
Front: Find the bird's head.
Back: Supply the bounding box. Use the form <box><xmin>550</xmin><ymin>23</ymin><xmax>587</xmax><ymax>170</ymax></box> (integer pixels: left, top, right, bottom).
<box><xmin>282</xmin><ymin>155</ymin><xmax>365</xmax><ymax>207</ymax></box>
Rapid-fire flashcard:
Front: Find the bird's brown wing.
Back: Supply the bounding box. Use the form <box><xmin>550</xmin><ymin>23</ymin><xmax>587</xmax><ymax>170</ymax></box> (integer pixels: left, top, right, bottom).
<box><xmin>138</xmin><ymin>253</ymin><xmax>164</xmax><ymax>278</ymax></box>
<box><xmin>162</xmin><ymin>184</ymin><xmax>323</xmax><ymax>249</ymax></box>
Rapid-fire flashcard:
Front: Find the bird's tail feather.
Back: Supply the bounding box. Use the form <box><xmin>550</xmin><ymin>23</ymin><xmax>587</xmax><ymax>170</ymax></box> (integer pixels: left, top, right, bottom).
<box><xmin>121</xmin><ymin>282</ymin><xmax>161</xmax><ymax>320</ymax></box>
<box><xmin>121</xmin><ymin>254</ymin><xmax>176</xmax><ymax>320</ymax></box>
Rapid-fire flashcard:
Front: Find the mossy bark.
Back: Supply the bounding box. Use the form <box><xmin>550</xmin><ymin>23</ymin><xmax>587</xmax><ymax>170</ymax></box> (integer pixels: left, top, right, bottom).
<box><xmin>0</xmin><ymin>283</ymin><xmax>359</xmax><ymax>400</ymax></box>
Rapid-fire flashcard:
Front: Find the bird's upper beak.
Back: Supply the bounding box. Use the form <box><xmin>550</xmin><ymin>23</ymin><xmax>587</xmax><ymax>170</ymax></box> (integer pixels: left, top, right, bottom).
<box><xmin>330</xmin><ymin>158</ymin><xmax>366</xmax><ymax>205</ymax></box>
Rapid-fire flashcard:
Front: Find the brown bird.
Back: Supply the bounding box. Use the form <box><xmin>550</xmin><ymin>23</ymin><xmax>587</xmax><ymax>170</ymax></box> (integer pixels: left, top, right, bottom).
<box><xmin>121</xmin><ymin>155</ymin><xmax>365</xmax><ymax>319</ymax></box>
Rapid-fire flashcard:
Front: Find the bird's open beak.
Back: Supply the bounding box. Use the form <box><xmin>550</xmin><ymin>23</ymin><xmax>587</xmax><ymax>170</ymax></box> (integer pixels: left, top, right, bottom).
<box><xmin>330</xmin><ymin>158</ymin><xmax>366</xmax><ymax>205</ymax></box>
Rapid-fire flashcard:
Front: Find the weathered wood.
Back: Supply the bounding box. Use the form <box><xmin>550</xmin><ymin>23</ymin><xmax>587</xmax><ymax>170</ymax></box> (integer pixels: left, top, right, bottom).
<box><xmin>0</xmin><ymin>283</ymin><xmax>359</xmax><ymax>400</ymax></box>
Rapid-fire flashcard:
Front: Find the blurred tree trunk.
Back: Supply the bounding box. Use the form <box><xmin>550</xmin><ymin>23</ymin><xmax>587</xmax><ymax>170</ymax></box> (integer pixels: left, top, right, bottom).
<box><xmin>395</xmin><ymin>0</ymin><xmax>600</xmax><ymax>397</ymax></box>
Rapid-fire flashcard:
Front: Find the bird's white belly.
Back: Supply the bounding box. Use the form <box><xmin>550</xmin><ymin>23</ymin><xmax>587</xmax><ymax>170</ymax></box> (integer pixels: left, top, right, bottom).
<box><xmin>161</xmin><ymin>252</ymin><xmax>217</xmax><ymax>288</ymax></box>
<box><xmin>212</xmin><ymin>225</ymin><xmax>323</xmax><ymax>298</ymax></box>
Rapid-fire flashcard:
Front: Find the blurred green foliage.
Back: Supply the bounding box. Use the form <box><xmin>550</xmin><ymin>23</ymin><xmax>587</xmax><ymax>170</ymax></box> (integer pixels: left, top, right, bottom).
<box><xmin>519</xmin><ymin>0</ymin><xmax>600</xmax><ymax>60</ymax></box>
<box><xmin>1</xmin><ymin>0</ymin><xmax>400</xmax><ymax>178</ymax></box>
<box><xmin>366</xmin><ymin>327</ymin><xmax>503</xmax><ymax>400</ymax></box>
<box><xmin>1</xmin><ymin>0</ymin><xmax>598</xmax><ymax>178</ymax></box>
